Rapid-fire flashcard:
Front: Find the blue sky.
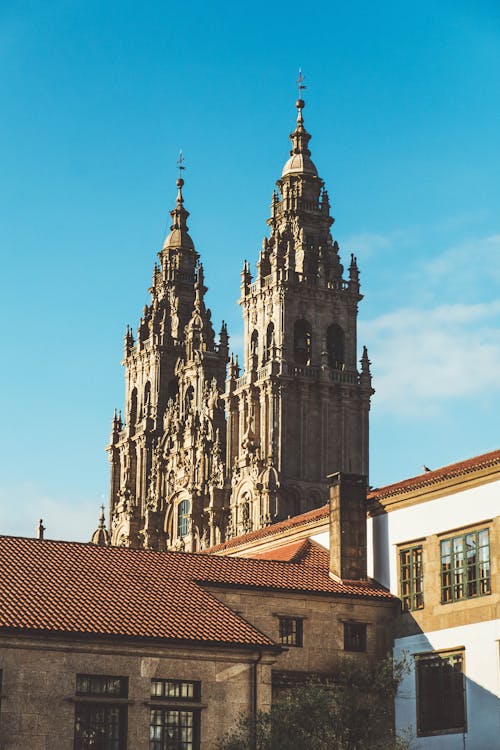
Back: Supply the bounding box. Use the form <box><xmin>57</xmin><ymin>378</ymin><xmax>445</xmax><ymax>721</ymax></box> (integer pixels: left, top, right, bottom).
<box><xmin>1</xmin><ymin>0</ymin><xmax>499</xmax><ymax>541</ymax></box>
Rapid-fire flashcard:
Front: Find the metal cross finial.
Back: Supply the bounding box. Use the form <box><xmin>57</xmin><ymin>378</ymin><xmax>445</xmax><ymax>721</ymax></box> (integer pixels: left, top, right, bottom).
<box><xmin>297</xmin><ymin>68</ymin><xmax>306</xmax><ymax>98</ymax></box>
<box><xmin>177</xmin><ymin>149</ymin><xmax>185</xmax><ymax>179</ymax></box>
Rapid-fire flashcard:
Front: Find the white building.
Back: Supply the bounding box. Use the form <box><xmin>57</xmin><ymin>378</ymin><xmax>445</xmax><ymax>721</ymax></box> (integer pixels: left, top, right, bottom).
<box><xmin>211</xmin><ymin>448</ymin><xmax>500</xmax><ymax>749</ymax></box>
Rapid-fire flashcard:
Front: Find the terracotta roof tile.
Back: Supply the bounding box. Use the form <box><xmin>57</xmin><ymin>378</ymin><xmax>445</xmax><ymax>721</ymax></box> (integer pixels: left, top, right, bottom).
<box><xmin>248</xmin><ymin>539</ymin><xmax>327</xmax><ymax>566</ymax></box>
<box><xmin>368</xmin><ymin>448</ymin><xmax>500</xmax><ymax>501</ymax></box>
<box><xmin>206</xmin><ymin>449</ymin><xmax>500</xmax><ymax>553</ymax></box>
<box><xmin>0</xmin><ymin>536</ymin><xmax>393</xmax><ymax>646</ymax></box>
<box><xmin>206</xmin><ymin>505</ymin><xmax>329</xmax><ymax>554</ymax></box>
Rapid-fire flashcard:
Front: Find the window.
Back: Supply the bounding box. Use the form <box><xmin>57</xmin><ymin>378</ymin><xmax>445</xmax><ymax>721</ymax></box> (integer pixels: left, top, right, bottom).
<box><xmin>278</xmin><ymin>616</ymin><xmax>303</xmax><ymax>647</ymax></box>
<box><xmin>441</xmin><ymin>529</ymin><xmax>490</xmax><ymax>603</ymax></box>
<box><xmin>400</xmin><ymin>545</ymin><xmax>424</xmax><ymax>611</ymax></box>
<box><xmin>326</xmin><ymin>324</ymin><xmax>344</xmax><ymax>369</ymax></box>
<box><xmin>264</xmin><ymin>322</ymin><xmax>275</xmax><ymax>362</ymax></box>
<box><xmin>74</xmin><ymin>674</ymin><xmax>128</xmax><ymax>750</ymax></box>
<box><xmin>177</xmin><ymin>499</ymin><xmax>190</xmax><ymax>538</ymax></box>
<box><xmin>150</xmin><ymin>679</ymin><xmax>201</xmax><ymax>750</ymax></box>
<box><xmin>293</xmin><ymin>319</ymin><xmax>312</xmax><ymax>365</ymax></box>
<box><xmin>344</xmin><ymin>622</ymin><xmax>367</xmax><ymax>652</ymax></box>
<box><xmin>416</xmin><ymin>651</ymin><xmax>466</xmax><ymax>735</ymax></box>
<box><xmin>250</xmin><ymin>330</ymin><xmax>259</xmax><ymax>365</ymax></box>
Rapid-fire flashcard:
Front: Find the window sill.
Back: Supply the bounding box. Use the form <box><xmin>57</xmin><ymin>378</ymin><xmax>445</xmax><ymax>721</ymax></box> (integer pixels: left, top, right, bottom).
<box><xmin>146</xmin><ymin>700</ymin><xmax>207</xmax><ymax>710</ymax></box>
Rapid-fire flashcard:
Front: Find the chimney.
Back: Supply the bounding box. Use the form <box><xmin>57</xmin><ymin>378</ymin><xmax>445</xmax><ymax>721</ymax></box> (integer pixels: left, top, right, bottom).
<box><xmin>328</xmin><ymin>473</ymin><xmax>367</xmax><ymax>580</ymax></box>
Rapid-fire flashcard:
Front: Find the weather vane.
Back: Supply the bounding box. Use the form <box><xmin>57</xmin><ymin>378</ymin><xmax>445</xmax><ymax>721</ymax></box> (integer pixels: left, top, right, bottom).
<box><xmin>177</xmin><ymin>149</ymin><xmax>185</xmax><ymax>179</ymax></box>
<box><xmin>297</xmin><ymin>68</ymin><xmax>306</xmax><ymax>98</ymax></box>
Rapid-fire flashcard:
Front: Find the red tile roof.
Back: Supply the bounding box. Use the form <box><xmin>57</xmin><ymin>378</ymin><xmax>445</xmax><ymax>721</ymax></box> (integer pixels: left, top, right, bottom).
<box><xmin>248</xmin><ymin>539</ymin><xmax>326</xmax><ymax>565</ymax></box>
<box><xmin>368</xmin><ymin>448</ymin><xmax>500</xmax><ymax>501</ymax></box>
<box><xmin>206</xmin><ymin>449</ymin><xmax>500</xmax><ymax>553</ymax></box>
<box><xmin>0</xmin><ymin>536</ymin><xmax>392</xmax><ymax>647</ymax></box>
<box><xmin>207</xmin><ymin>505</ymin><xmax>329</xmax><ymax>554</ymax></box>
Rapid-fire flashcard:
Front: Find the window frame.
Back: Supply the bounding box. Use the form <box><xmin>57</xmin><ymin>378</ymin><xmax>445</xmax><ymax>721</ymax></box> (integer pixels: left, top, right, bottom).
<box><xmin>440</xmin><ymin>528</ymin><xmax>490</xmax><ymax>604</ymax></box>
<box><xmin>278</xmin><ymin>616</ymin><xmax>303</xmax><ymax>647</ymax></box>
<box><xmin>149</xmin><ymin>678</ymin><xmax>202</xmax><ymax>750</ymax></box>
<box><xmin>177</xmin><ymin>499</ymin><xmax>190</xmax><ymax>539</ymax></box>
<box><xmin>399</xmin><ymin>544</ymin><xmax>424</xmax><ymax>611</ymax></box>
<box><xmin>416</xmin><ymin>650</ymin><xmax>466</xmax><ymax>736</ymax></box>
<box><xmin>74</xmin><ymin>674</ymin><xmax>128</xmax><ymax>750</ymax></box>
<box><xmin>343</xmin><ymin>621</ymin><xmax>367</xmax><ymax>652</ymax></box>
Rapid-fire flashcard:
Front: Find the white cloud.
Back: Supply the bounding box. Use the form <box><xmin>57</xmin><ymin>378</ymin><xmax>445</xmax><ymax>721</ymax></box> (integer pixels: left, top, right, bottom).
<box><xmin>360</xmin><ymin>301</ymin><xmax>500</xmax><ymax>417</ymax></box>
<box><xmin>341</xmin><ymin>227</ymin><xmax>419</xmax><ymax>259</ymax></box>
<box><xmin>424</xmin><ymin>234</ymin><xmax>500</xmax><ymax>295</ymax></box>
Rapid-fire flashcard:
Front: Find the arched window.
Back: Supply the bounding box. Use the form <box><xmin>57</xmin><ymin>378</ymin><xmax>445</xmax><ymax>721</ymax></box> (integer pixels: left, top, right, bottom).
<box><xmin>294</xmin><ymin>319</ymin><xmax>312</xmax><ymax>365</ymax></box>
<box><xmin>177</xmin><ymin>499</ymin><xmax>190</xmax><ymax>538</ymax></box>
<box><xmin>327</xmin><ymin>324</ymin><xmax>345</xmax><ymax>369</ymax></box>
<box><xmin>265</xmin><ymin>322</ymin><xmax>275</xmax><ymax>362</ymax></box>
<box><xmin>250</xmin><ymin>330</ymin><xmax>259</xmax><ymax>366</ymax></box>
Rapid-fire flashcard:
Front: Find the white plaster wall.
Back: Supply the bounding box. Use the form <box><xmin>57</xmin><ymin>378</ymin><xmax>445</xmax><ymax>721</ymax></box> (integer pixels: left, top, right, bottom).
<box><xmin>368</xmin><ymin>480</ymin><xmax>500</xmax><ymax>593</ymax></box>
<box><xmin>311</xmin><ymin>531</ymin><xmax>329</xmax><ymax>549</ymax></box>
<box><xmin>394</xmin><ymin>619</ymin><xmax>500</xmax><ymax>750</ymax></box>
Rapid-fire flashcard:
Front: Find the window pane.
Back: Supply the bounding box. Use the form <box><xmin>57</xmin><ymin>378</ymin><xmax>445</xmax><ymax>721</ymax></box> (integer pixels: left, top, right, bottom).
<box><xmin>441</xmin><ymin>530</ymin><xmax>490</xmax><ymax>603</ymax></box>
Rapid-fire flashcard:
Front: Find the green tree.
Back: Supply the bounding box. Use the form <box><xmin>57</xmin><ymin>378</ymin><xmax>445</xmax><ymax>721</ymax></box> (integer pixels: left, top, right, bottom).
<box><xmin>218</xmin><ymin>655</ymin><xmax>411</xmax><ymax>750</ymax></box>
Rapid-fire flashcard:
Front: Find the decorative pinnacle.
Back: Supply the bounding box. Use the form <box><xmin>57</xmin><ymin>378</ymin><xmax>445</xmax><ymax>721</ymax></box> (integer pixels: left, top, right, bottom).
<box><xmin>296</xmin><ymin>68</ymin><xmax>306</xmax><ymax>121</ymax></box>
<box><xmin>176</xmin><ymin>150</ymin><xmax>185</xmax><ymax>202</ymax></box>
<box><xmin>37</xmin><ymin>519</ymin><xmax>45</xmax><ymax>540</ymax></box>
<box><xmin>98</xmin><ymin>504</ymin><xmax>106</xmax><ymax>529</ymax></box>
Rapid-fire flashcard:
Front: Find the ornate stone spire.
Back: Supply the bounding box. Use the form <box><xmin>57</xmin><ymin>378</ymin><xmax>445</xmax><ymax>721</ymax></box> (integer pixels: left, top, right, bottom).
<box><xmin>162</xmin><ymin>157</ymin><xmax>195</xmax><ymax>251</ymax></box>
<box><xmin>281</xmin><ymin>89</ymin><xmax>318</xmax><ymax>177</ymax></box>
<box><xmin>91</xmin><ymin>505</ymin><xmax>111</xmax><ymax>546</ymax></box>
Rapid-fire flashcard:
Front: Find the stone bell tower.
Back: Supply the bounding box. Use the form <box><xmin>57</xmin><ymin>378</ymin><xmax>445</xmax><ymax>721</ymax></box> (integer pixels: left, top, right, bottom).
<box><xmin>107</xmin><ymin>174</ymin><xmax>229</xmax><ymax>551</ymax></box>
<box><xmin>225</xmin><ymin>95</ymin><xmax>374</xmax><ymax>537</ymax></box>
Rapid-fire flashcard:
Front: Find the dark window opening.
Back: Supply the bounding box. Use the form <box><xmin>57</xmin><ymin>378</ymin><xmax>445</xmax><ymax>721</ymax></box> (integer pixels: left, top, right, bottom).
<box><xmin>74</xmin><ymin>674</ymin><xmax>128</xmax><ymax>750</ymax></box>
<box><xmin>264</xmin><ymin>322</ymin><xmax>275</xmax><ymax>362</ymax></box>
<box><xmin>184</xmin><ymin>385</ymin><xmax>194</xmax><ymax>415</ymax></box>
<box><xmin>278</xmin><ymin>616</ymin><xmax>303</xmax><ymax>647</ymax></box>
<box><xmin>417</xmin><ymin>651</ymin><xmax>466</xmax><ymax>736</ymax></box>
<box><xmin>344</xmin><ymin>622</ymin><xmax>367</xmax><ymax>652</ymax></box>
<box><xmin>294</xmin><ymin>320</ymin><xmax>312</xmax><ymax>366</ymax></box>
<box><xmin>250</xmin><ymin>330</ymin><xmax>259</xmax><ymax>366</ymax></box>
<box><xmin>129</xmin><ymin>388</ymin><xmax>138</xmax><ymax>433</ymax></box>
<box><xmin>326</xmin><ymin>324</ymin><xmax>344</xmax><ymax>369</ymax></box>
<box><xmin>400</xmin><ymin>546</ymin><xmax>424</xmax><ymax>611</ymax></box>
<box><xmin>168</xmin><ymin>379</ymin><xmax>179</xmax><ymax>402</ymax></box>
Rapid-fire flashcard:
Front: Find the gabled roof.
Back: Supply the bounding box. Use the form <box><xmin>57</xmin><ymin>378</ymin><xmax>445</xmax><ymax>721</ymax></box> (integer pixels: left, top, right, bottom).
<box><xmin>207</xmin><ymin>505</ymin><xmax>329</xmax><ymax>555</ymax></box>
<box><xmin>0</xmin><ymin>536</ymin><xmax>393</xmax><ymax>648</ymax></box>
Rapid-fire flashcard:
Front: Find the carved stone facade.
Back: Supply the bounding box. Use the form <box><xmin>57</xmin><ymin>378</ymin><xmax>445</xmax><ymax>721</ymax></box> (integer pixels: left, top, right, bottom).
<box><xmin>225</xmin><ymin>98</ymin><xmax>373</xmax><ymax>538</ymax></box>
<box><xmin>107</xmin><ymin>178</ymin><xmax>228</xmax><ymax>551</ymax></box>
<box><xmin>106</xmin><ymin>96</ymin><xmax>373</xmax><ymax>550</ymax></box>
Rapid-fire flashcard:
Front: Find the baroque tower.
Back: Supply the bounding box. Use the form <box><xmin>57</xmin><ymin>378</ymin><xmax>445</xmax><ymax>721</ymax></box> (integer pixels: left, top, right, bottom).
<box><xmin>107</xmin><ymin>175</ymin><xmax>229</xmax><ymax>551</ymax></box>
<box><xmin>225</xmin><ymin>95</ymin><xmax>373</xmax><ymax>537</ymax></box>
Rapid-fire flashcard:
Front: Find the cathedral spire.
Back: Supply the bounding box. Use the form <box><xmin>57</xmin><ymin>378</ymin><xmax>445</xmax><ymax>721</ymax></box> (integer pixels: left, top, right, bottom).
<box><xmin>162</xmin><ymin>154</ymin><xmax>195</xmax><ymax>252</ymax></box>
<box><xmin>281</xmin><ymin>73</ymin><xmax>317</xmax><ymax>177</ymax></box>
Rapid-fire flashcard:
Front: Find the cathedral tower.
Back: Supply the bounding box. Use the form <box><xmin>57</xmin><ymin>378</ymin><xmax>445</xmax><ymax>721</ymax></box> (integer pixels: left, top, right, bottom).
<box><xmin>107</xmin><ymin>175</ymin><xmax>229</xmax><ymax>551</ymax></box>
<box><xmin>225</xmin><ymin>95</ymin><xmax>373</xmax><ymax>537</ymax></box>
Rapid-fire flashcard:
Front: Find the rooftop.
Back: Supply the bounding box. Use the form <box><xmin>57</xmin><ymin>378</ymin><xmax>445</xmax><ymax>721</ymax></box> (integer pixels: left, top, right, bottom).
<box><xmin>0</xmin><ymin>535</ymin><xmax>392</xmax><ymax>648</ymax></box>
<box><xmin>208</xmin><ymin>448</ymin><xmax>500</xmax><ymax>554</ymax></box>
